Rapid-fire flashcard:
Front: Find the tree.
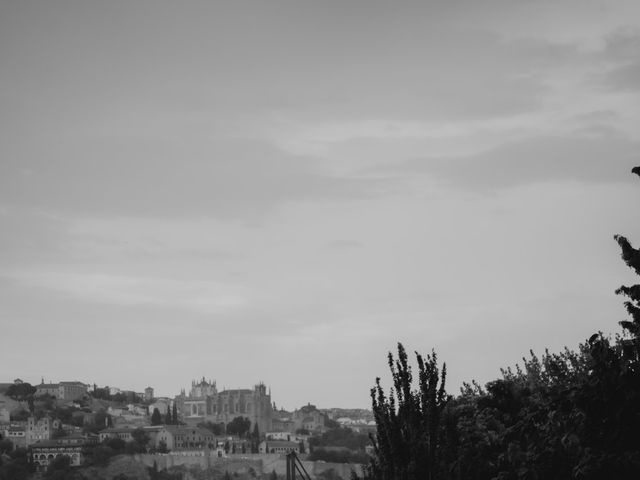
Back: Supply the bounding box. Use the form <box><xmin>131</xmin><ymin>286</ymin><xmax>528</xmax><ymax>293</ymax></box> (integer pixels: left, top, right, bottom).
<box><xmin>150</xmin><ymin>461</ymin><xmax>159</xmax><ymax>480</ymax></box>
<box><xmin>105</xmin><ymin>437</ymin><xmax>126</xmax><ymax>452</ymax></box>
<box><xmin>9</xmin><ymin>410</ymin><xmax>30</xmax><ymax>422</ymax></box>
<box><xmin>90</xmin><ymin>386</ymin><xmax>111</xmax><ymax>401</ymax></box>
<box><xmin>51</xmin><ymin>428</ymin><xmax>68</xmax><ymax>439</ymax></box>
<box><xmin>44</xmin><ymin>455</ymin><xmax>74</xmax><ymax>480</ymax></box>
<box><xmin>569</xmin><ymin>165</ymin><xmax>640</xmax><ymax>478</ymax></box>
<box><xmin>0</xmin><ymin>447</ymin><xmax>33</xmax><ymax>480</ymax></box>
<box><xmin>226</xmin><ymin>416</ymin><xmax>251</xmax><ymax>437</ymax></box>
<box><xmin>614</xmin><ymin>167</ymin><xmax>640</xmax><ymax>359</ymax></box>
<box><xmin>0</xmin><ymin>439</ymin><xmax>12</xmax><ymax>457</ymax></box>
<box><xmin>157</xmin><ymin>440</ymin><xmax>169</xmax><ymax>454</ymax></box>
<box><xmin>361</xmin><ymin>343</ymin><xmax>449</xmax><ymax>480</ymax></box>
<box><xmin>251</xmin><ymin>423</ymin><xmax>260</xmax><ymax>453</ymax></box>
<box><xmin>165</xmin><ymin>405</ymin><xmax>172</xmax><ymax>425</ymax></box>
<box><xmin>151</xmin><ymin>408</ymin><xmax>162</xmax><ymax>426</ymax></box>
<box><xmin>128</xmin><ymin>427</ymin><xmax>150</xmax><ymax>454</ymax></box>
<box><xmin>200</xmin><ymin>421</ymin><xmax>224</xmax><ymax>435</ymax></box>
<box><xmin>84</xmin><ymin>410</ymin><xmax>112</xmax><ymax>434</ymax></box>
<box><xmin>172</xmin><ymin>403</ymin><xmax>178</xmax><ymax>425</ymax></box>
<box><xmin>6</xmin><ymin>383</ymin><xmax>35</xmax><ymax>401</ymax></box>
<box><xmin>318</xmin><ymin>469</ymin><xmax>343</xmax><ymax>480</ymax></box>
<box><xmin>325</xmin><ymin>418</ymin><xmax>340</xmax><ymax>430</ymax></box>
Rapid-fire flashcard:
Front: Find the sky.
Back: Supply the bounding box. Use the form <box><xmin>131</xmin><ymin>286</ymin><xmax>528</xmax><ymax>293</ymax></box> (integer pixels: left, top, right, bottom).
<box><xmin>1</xmin><ymin>0</ymin><xmax>639</xmax><ymax>410</ymax></box>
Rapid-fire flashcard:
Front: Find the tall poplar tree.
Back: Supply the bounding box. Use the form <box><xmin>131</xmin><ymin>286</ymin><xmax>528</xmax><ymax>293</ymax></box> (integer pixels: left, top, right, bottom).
<box><xmin>614</xmin><ymin>167</ymin><xmax>640</xmax><ymax>358</ymax></box>
<box><xmin>150</xmin><ymin>408</ymin><xmax>162</xmax><ymax>426</ymax></box>
<box><xmin>362</xmin><ymin>343</ymin><xmax>449</xmax><ymax>480</ymax></box>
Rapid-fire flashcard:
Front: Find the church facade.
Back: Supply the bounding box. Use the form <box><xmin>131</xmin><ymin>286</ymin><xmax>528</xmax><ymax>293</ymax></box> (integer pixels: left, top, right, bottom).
<box><xmin>174</xmin><ymin>378</ymin><xmax>273</xmax><ymax>433</ymax></box>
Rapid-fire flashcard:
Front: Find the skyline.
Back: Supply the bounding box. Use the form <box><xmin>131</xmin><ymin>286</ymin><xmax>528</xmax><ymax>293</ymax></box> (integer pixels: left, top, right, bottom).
<box><xmin>1</xmin><ymin>0</ymin><xmax>640</xmax><ymax>410</ymax></box>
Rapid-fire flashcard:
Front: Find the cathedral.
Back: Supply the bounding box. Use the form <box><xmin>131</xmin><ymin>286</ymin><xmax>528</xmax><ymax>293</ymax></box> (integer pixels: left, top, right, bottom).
<box><xmin>174</xmin><ymin>377</ymin><xmax>273</xmax><ymax>433</ymax></box>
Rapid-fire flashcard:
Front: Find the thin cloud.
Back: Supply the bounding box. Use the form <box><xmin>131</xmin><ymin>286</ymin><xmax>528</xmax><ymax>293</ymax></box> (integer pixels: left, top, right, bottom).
<box><xmin>589</xmin><ymin>28</ymin><xmax>640</xmax><ymax>92</ymax></box>
<box><xmin>601</xmin><ymin>61</ymin><xmax>640</xmax><ymax>91</ymax></box>
<box><xmin>325</xmin><ymin>240</ymin><xmax>365</xmax><ymax>250</ymax></box>
<box><xmin>373</xmin><ymin>134</ymin><xmax>639</xmax><ymax>191</ymax></box>
<box><xmin>3</xmin><ymin>271</ymin><xmax>252</xmax><ymax>314</ymax></box>
<box><xmin>0</xmin><ymin>139</ymin><xmax>374</xmax><ymax>219</ymax></box>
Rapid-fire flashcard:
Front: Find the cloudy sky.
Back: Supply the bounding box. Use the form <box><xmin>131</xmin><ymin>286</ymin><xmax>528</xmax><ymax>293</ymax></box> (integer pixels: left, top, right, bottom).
<box><xmin>1</xmin><ymin>0</ymin><xmax>639</xmax><ymax>409</ymax></box>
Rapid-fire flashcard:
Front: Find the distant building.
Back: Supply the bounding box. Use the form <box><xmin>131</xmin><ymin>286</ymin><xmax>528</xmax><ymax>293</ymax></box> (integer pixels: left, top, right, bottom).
<box><xmin>154</xmin><ymin>425</ymin><xmax>215</xmax><ymax>451</ymax></box>
<box><xmin>149</xmin><ymin>398</ymin><xmax>172</xmax><ymax>418</ymax></box>
<box><xmin>266</xmin><ymin>431</ymin><xmax>296</xmax><ymax>441</ymax></box>
<box><xmin>2</xmin><ymin>424</ymin><xmax>27</xmax><ymax>448</ymax></box>
<box><xmin>270</xmin><ymin>417</ymin><xmax>296</xmax><ymax>433</ymax></box>
<box><xmin>127</xmin><ymin>404</ymin><xmax>149</xmax><ymax>416</ymax></box>
<box><xmin>0</xmin><ymin>406</ymin><xmax>10</xmax><ymax>424</ymax></box>
<box><xmin>291</xmin><ymin>403</ymin><xmax>326</xmax><ymax>432</ymax></box>
<box><xmin>144</xmin><ymin>387</ymin><xmax>154</xmax><ymax>402</ymax></box>
<box><xmin>259</xmin><ymin>440</ymin><xmax>300</xmax><ymax>455</ymax></box>
<box><xmin>35</xmin><ymin>381</ymin><xmax>87</xmax><ymax>401</ymax></box>
<box><xmin>174</xmin><ymin>378</ymin><xmax>273</xmax><ymax>433</ymax></box>
<box><xmin>121</xmin><ymin>390</ymin><xmax>143</xmax><ymax>401</ymax></box>
<box><xmin>99</xmin><ymin>425</ymin><xmax>163</xmax><ymax>445</ymax></box>
<box><xmin>30</xmin><ymin>434</ymin><xmax>98</xmax><ymax>470</ymax></box>
<box><xmin>26</xmin><ymin>416</ymin><xmax>61</xmax><ymax>446</ymax></box>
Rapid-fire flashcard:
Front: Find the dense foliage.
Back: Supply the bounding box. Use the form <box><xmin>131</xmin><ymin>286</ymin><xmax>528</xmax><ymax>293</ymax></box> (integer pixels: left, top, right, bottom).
<box><xmin>360</xmin><ymin>167</ymin><xmax>640</xmax><ymax>480</ymax></box>
<box><xmin>226</xmin><ymin>416</ymin><xmax>252</xmax><ymax>437</ymax></box>
<box><xmin>309</xmin><ymin>447</ymin><xmax>370</xmax><ymax>464</ymax></box>
<box><xmin>0</xmin><ymin>447</ymin><xmax>33</xmax><ymax>480</ymax></box>
<box><xmin>310</xmin><ymin>426</ymin><xmax>371</xmax><ymax>452</ymax></box>
<box><xmin>5</xmin><ymin>383</ymin><xmax>36</xmax><ymax>401</ymax></box>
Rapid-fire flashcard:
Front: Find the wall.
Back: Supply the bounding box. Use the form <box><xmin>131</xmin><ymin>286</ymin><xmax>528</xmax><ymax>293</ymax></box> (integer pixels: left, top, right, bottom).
<box><xmin>134</xmin><ymin>453</ymin><xmax>362</xmax><ymax>479</ymax></box>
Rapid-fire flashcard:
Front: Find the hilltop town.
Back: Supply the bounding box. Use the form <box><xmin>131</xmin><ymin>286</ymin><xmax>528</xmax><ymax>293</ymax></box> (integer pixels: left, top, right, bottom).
<box><xmin>0</xmin><ymin>377</ymin><xmax>375</xmax><ymax>479</ymax></box>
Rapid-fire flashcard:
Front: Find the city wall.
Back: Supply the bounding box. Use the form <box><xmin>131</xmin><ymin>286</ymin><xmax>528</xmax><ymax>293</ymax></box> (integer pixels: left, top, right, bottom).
<box><xmin>134</xmin><ymin>453</ymin><xmax>363</xmax><ymax>479</ymax></box>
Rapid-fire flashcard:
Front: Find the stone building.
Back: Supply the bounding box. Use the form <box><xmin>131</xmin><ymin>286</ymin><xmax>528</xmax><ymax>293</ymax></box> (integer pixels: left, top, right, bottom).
<box><xmin>2</xmin><ymin>424</ymin><xmax>26</xmax><ymax>448</ymax></box>
<box><xmin>26</xmin><ymin>416</ymin><xmax>61</xmax><ymax>446</ymax></box>
<box><xmin>0</xmin><ymin>406</ymin><xmax>9</xmax><ymax>424</ymax></box>
<box><xmin>259</xmin><ymin>439</ymin><xmax>300</xmax><ymax>454</ymax></box>
<box><xmin>291</xmin><ymin>403</ymin><xmax>326</xmax><ymax>432</ymax></box>
<box><xmin>174</xmin><ymin>378</ymin><xmax>273</xmax><ymax>433</ymax></box>
<box><xmin>30</xmin><ymin>434</ymin><xmax>97</xmax><ymax>470</ymax></box>
<box><xmin>99</xmin><ymin>425</ymin><xmax>164</xmax><ymax>445</ymax></box>
<box><xmin>144</xmin><ymin>387</ymin><xmax>154</xmax><ymax>402</ymax></box>
<box><xmin>149</xmin><ymin>397</ymin><xmax>172</xmax><ymax>419</ymax></box>
<box><xmin>154</xmin><ymin>425</ymin><xmax>215</xmax><ymax>451</ymax></box>
<box><xmin>35</xmin><ymin>381</ymin><xmax>87</xmax><ymax>401</ymax></box>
